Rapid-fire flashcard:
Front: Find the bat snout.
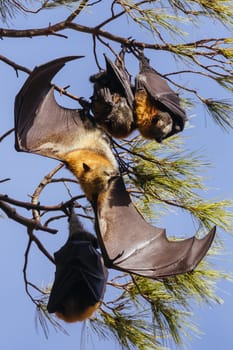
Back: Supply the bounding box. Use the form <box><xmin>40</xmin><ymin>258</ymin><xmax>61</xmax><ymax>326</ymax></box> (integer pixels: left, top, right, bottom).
<box><xmin>104</xmin><ymin>169</ymin><xmax>120</xmax><ymax>181</ymax></box>
<box><xmin>150</xmin><ymin>111</ymin><xmax>173</xmax><ymax>142</ymax></box>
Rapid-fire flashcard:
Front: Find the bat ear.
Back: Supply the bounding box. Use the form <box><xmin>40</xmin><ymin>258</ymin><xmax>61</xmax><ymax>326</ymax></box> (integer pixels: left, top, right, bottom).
<box><xmin>83</xmin><ymin>163</ymin><xmax>91</xmax><ymax>172</ymax></box>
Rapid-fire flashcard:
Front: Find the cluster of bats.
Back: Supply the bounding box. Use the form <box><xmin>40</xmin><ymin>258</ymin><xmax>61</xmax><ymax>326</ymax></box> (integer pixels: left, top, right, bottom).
<box><xmin>14</xmin><ymin>48</ymin><xmax>216</xmax><ymax>323</ymax></box>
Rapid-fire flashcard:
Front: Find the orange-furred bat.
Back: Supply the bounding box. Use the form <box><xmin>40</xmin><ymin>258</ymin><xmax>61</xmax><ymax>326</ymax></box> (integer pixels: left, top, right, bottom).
<box><xmin>15</xmin><ymin>56</ymin><xmax>215</xmax><ymax>280</ymax></box>
<box><xmin>94</xmin><ymin>176</ymin><xmax>215</xmax><ymax>278</ymax></box>
<box><xmin>47</xmin><ymin>211</ymin><xmax>108</xmax><ymax>322</ymax></box>
<box><xmin>14</xmin><ymin>56</ymin><xmax>119</xmax><ymax>202</ymax></box>
<box><xmin>134</xmin><ymin>50</ymin><xmax>187</xmax><ymax>142</ymax></box>
<box><xmin>90</xmin><ymin>52</ymin><xmax>135</xmax><ymax>138</ymax></box>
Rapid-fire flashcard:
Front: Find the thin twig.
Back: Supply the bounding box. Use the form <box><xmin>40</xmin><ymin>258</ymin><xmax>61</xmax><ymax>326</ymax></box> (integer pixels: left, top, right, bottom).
<box><xmin>31</xmin><ymin>164</ymin><xmax>64</xmax><ymax>221</ymax></box>
<box><xmin>0</xmin><ymin>128</ymin><xmax>14</xmax><ymax>143</ymax></box>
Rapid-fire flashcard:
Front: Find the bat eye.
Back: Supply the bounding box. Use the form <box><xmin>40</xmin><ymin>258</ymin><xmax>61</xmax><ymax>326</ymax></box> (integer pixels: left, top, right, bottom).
<box><xmin>83</xmin><ymin>163</ymin><xmax>91</xmax><ymax>172</ymax></box>
<box><xmin>152</xmin><ymin>116</ymin><xmax>159</xmax><ymax>124</ymax></box>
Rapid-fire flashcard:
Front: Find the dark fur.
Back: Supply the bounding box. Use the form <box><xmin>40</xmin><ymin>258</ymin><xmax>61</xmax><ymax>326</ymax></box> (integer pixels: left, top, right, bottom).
<box><xmin>47</xmin><ymin>212</ymin><xmax>108</xmax><ymax>322</ymax></box>
<box><xmin>90</xmin><ymin>55</ymin><xmax>135</xmax><ymax>138</ymax></box>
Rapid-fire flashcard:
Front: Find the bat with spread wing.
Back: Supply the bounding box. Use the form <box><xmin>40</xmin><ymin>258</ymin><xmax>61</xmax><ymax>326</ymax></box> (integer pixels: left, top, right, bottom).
<box><xmin>14</xmin><ymin>56</ymin><xmax>119</xmax><ymax>202</ymax></box>
<box><xmin>133</xmin><ymin>49</ymin><xmax>187</xmax><ymax>142</ymax></box>
<box><xmin>15</xmin><ymin>56</ymin><xmax>215</xmax><ymax>281</ymax></box>
<box><xmin>90</xmin><ymin>51</ymin><xmax>135</xmax><ymax>138</ymax></box>
<box><xmin>47</xmin><ymin>210</ymin><xmax>108</xmax><ymax>322</ymax></box>
<box><xmin>94</xmin><ymin>176</ymin><xmax>216</xmax><ymax>278</ymax></box>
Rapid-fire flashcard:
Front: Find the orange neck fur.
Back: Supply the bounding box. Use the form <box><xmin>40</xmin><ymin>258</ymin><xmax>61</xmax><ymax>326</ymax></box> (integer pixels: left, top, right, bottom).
<box><xmin>63</xmin><ymin>149</ymin><xmax>117</xmax><ymax>202</ymax></box>
<box><xmin>135</xmin><ymin>90</ymin><xmax>159</xmax><ymax>138</ymax></box>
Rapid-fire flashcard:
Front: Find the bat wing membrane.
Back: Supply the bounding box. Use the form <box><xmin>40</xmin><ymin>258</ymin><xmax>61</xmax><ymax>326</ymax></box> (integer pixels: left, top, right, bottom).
<box><xmin>96</xmin><ymin>177</ymin><xmax>215</xmax><ymax>278</ymax></box>
<box><xmin>14</xmin><ymin>56</ymin><xmax>90</xmax><ymax>160</ymax></box>
<box><xmin>104</xmin><ymin>55</ymin><xmax>134</xmax><ymax>108</ymax></box>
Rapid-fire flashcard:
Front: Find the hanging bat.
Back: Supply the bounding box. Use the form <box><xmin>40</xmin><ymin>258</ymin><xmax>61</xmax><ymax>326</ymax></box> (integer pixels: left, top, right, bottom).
<box><xmin>47</xmin><ymin>210</ymin><xmax>108</xmax><ymax>322</ymax></box>
<box><xmin>14</xmin><ymin>56</ymin><xmax>119</xmax><ymax>202</ymax></box>
<box><xmin>133</xmin><ymin>50</ymin><xmax>187</xmax><ymax>142</ymax></box>
<box><xmin>94</xmin><ymin>176</ymin><xmax>216</xmax><ymax>278</ymax></box>
<box><xmin>14</xmin><ymin>56</ymin><xmax>215</xmax><ymax>280</ymax></box>
<box><xmin>90</xmin><ymin>50</ymin><xmax>135</xmax><ymax>138</ymax></box>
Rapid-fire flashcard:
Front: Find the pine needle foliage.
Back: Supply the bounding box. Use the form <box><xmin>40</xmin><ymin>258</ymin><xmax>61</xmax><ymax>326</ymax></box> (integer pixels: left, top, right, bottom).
<box><xmin>127</xmin><ymin>135</ymin><xmax>233</xmax><ymax>232</ymax></box>
<box><xmin>42</xmin><ymin>0</ymin><xmax>83</xmax><ymax>9</ymax></box>
<box><xmin>203</xmin><ymin>98</ymin><xmax>233</xmax><ymax>130</ymax></box>
<box><xmin>0</xmin><ymin>0</ymin><xmax>25</xmax><ymax>20</ymax></box>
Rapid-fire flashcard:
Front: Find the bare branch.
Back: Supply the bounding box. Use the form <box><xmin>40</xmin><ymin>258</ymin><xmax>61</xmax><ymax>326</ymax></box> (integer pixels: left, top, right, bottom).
<box><xmin>0</xmin><ymin>200</ymin><xmax>57</xmax><ymax>234</ymax></box>
<box><xmin>0</xmin><ymin>193</ymin><xmax>83</xmax><ymax>212</ymax></box>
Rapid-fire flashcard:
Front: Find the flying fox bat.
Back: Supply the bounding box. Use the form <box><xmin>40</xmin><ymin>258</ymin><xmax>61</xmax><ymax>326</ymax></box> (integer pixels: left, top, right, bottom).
<box><xmin>14</xmin><ymin>56</ymin><xmax>119</xmax><ymax>202</ymax></box>
<box><xmin>14</xmin><ymin>56</ymin><xmax>215</xmax><ymax>280</ymax></box>
<box><xmin>134</xmin><ymin>50</ymin><xmax>187</xmax><ymax>142</ymax></box>
<box><xmin>90</xmin><ymin>51</ymin><xmax>135</xmax><ymax>138</ymax></box>
<box><xmin>47</xmin><ymin>211</ymin><xmax>108</xmax><ymax>322</ymax></box>
<box><xmin>94</xmin><ymin>176</ymin><xmax>216</xmax><ymax>278</ymax></box>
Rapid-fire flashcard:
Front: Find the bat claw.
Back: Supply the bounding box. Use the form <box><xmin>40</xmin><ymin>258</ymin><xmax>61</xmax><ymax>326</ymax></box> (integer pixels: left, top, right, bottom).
<box><xmin>126</xmin><ymin>40</ymin><xmax>144</xmax><ymax>59</ymax></box>
<box><xmin>78</xmin><ymin>97</ymin><xmax>91</xmax><ymax>111</ymax></box>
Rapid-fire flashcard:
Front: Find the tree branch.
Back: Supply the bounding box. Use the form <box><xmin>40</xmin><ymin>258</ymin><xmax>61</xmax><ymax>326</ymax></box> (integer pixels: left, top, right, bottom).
<box><xmin>0</xmin><ymin>200</ymin><xmax>57</xmax><ymax>234</ymax></box>
<box><xmin>0</xmin><ymin>193</ymin><xmax>83</xmax><ymax>212</ymax></box>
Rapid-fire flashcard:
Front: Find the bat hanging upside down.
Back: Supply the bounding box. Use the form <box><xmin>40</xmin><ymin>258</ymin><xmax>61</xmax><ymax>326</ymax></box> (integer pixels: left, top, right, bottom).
<box><xmin>90</xmin><ymin>49</ymin><xmax>135</xmax><ymax>138</ymax></box>
<box><xmin>15</xmin><ymin>56</ymin><xmax>215</xmax><ymax>284</ymax></box>
<box><xmin>133</xmin><ymin>49</ymin><xmax>187</xmax><ymax>142</ymax></box>
<box><xmin>47</xmin><ymin>210</ymin><xmax>108</xmax><ymax>322</ymax></box>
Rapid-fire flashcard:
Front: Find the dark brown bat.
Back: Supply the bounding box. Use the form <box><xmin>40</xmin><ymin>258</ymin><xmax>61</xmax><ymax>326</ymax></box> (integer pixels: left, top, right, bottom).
<box><xmin>47</xmin><ymin>211</ymin><xmax>108</xmax><ymax>322</ymax></box>
<box><xmin>134</xmin><ymin>50</ymin><xmax>187</xmax><ymax>142</ymax></box>
<box><xmin>14</xmin><ymin>56</ymin><xmax>119</xmax><ymax>202</ymax></box>
<box><xmin>94</xmin><ymin>176</ymin><xmax>216</xmax><ymax>278</ymax></box>
<box><xmin>90</xmin><ymin>52</ymin><xmax>135</xmax><ymax>138</ymax></box>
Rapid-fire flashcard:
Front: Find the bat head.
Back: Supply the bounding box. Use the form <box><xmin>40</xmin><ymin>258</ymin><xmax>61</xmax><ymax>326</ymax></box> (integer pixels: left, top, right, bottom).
<box><xmin>79</xmin><ymin>160</ymin><xmax>120</xmax><ymax>202</ymax></box>
<box><xmin>149</xmin><ymin>111</ymin><xmax>173</xmax><ymax>142</ymax></box>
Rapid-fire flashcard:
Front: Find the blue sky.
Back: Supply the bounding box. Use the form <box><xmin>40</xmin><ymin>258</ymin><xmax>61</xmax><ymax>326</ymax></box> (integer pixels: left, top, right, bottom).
<box><xmin>0</xmin><ymin>2</ymin><xmax>233</xmax><ymax>349</ymax></box>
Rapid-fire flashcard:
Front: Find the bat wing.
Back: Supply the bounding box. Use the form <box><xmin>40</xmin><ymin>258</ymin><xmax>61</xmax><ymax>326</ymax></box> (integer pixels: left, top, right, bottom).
<box><xmin>47</xmin><ymin>240</ymin><xmax>108</xmax><ymax>313</ymax></box>
<box><xmin>104</xmin><ymin>55</ymin><xmax>134</xmax><ymax>108</ymax></box>
<box><xmin>95</xmin><ymin>176</ymin><xmax>216</xmax><ymax>279</ymax></box>
<box><xmin>90</xmin><ymin>55</ymin><xmax>135</xmax><ymax>138</ymax></box>
<box><xmin>14</xmin><ymin>55</ymin><xmax>93</xmax><ymax>160</ymax></box>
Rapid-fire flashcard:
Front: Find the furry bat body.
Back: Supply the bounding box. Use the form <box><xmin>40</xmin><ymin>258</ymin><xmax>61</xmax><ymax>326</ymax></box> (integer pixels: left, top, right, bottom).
<box><xmin>90</xmin><ymin>53</ymin><xmax>135</xmax><ymax>138</ymax></box>
<box><xmin>14</xmin><ymin>56</ymin><xmax>119</xmax><ymax>202</ymax></box>
<box><xmin>47</xmin><ymin>211</ymin><xmax>108</xmax><ymax>322</ymax></box>
<box><xmin>134</xmin><ymin>51</ymin><xmax>187</xmax><ymax>142</ymax></box>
